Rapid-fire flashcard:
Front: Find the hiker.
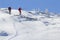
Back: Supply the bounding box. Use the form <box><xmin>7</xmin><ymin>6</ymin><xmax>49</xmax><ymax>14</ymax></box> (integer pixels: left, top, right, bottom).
<box><xmin>8</xmin><ymin>7</ymin><xmax>11</xmax><ymax>14</ymax></box>
<box><xmin>18</xmin><ymin>8</ymin><xmax>22</xmax><ymax>15</ymax></box>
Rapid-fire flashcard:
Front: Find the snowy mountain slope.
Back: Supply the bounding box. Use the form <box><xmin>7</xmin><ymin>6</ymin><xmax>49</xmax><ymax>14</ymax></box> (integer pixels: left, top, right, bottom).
<box><xmin>0</xmin><ymin>8</ymin><xmax>60</xmax><ymax>40</ymax></box>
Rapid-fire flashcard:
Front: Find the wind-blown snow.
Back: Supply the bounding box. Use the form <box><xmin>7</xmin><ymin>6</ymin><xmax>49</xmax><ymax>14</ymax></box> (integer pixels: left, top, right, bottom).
<box><xmin>0</xmin><ymin>8</ymin><xmax>60</xmax><ymax>40</ymax></box>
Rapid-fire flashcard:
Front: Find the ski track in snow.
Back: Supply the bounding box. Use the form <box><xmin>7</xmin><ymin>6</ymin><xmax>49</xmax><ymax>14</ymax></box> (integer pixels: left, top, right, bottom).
<box><xmin>0</xmin><ymin>8</ymin><xmax>60</xmax><ymax>40</ymax></box>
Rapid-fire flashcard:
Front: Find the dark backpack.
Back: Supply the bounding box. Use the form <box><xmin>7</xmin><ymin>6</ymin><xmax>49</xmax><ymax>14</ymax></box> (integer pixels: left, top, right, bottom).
<box><xmin>8</xmin><ymin>7</ymin><xmax>11</xmax><ymax>11</ymax></box>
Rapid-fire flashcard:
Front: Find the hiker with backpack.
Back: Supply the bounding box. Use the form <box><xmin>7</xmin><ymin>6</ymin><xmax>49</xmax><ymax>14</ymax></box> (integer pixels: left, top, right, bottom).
<box><xmin>18</xmin><ymin>8</ymin><xmax>22</xmax><ymax>15</ymax></box>
<box><xmin>8</xmin><ymin>7</ymin><xmax>11</xmax><ymax>14</ymax></box>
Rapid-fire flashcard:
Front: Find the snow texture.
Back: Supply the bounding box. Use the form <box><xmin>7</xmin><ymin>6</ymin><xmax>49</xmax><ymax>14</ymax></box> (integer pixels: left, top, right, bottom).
<box><xmin>0</xmin><ymin>8</ymin><xmax>60</xmax><ymax>40</ymax></box>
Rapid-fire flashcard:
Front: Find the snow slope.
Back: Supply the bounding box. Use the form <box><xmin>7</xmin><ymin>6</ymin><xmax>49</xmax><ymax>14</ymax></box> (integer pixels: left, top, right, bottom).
<box><xmin>0</xmin><ymin>8</ymin><xmax>60</xmax><ymax>40</ymax></box>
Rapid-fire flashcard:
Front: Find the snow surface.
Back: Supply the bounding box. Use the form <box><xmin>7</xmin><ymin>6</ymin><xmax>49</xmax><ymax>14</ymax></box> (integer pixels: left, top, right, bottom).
<box><xmin>0</xmin><ymin>8</ymin><xmax>60</xmax><ymax>40</ymax></box>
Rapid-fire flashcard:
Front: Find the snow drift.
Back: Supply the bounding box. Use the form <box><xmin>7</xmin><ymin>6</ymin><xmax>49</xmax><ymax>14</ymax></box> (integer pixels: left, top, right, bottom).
<box><xmin>0</xmin><ymin>8</ymin><xmax>60</xmax><ymax>40</ymax></box>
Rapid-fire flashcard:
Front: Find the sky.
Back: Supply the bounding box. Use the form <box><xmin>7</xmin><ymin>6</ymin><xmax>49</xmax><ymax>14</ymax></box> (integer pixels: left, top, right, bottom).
<box><xmin>0</xmin><ymin>0</ymin><xmax>60</xmax><ymax>13</ymax></box>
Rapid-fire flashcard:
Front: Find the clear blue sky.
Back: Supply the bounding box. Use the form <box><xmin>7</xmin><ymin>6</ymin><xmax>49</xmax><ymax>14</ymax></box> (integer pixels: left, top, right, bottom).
<box><xmin>0</xmin><ymin>0</ymin><xmax>60</xmax><ymax>13</ymax></box>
